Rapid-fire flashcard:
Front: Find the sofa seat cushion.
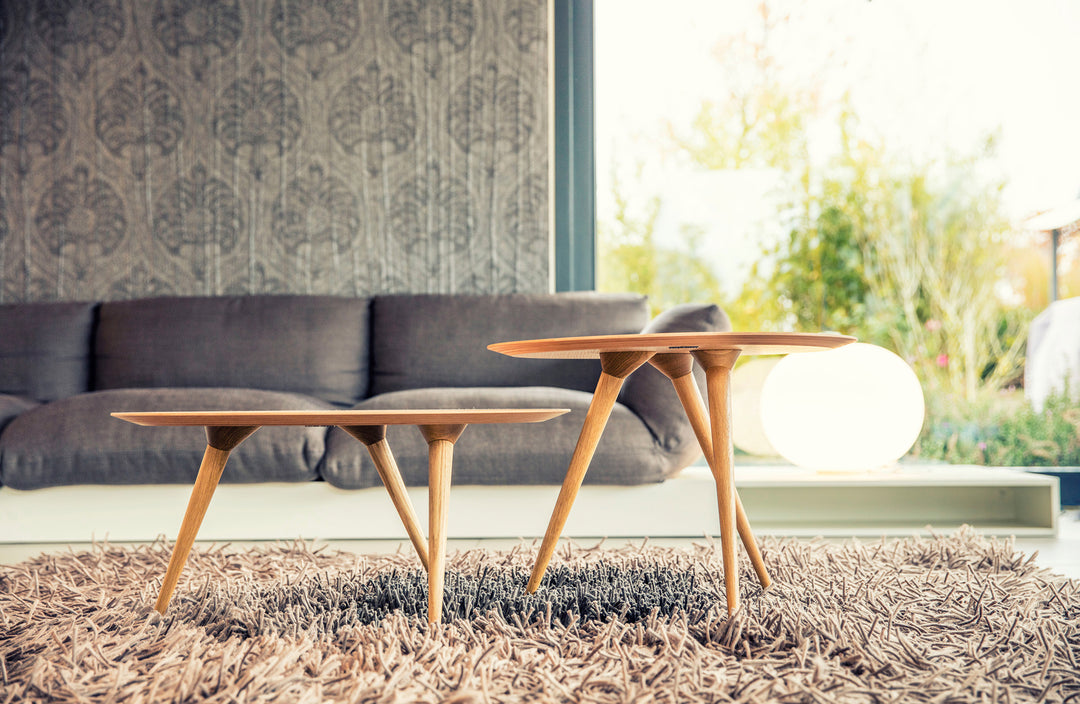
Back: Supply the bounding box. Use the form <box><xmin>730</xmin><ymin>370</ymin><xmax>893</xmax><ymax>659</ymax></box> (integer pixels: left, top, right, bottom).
<box><xmin>94</xmin><ymin>296</ymin><xmax>371</xmax><ymax>406</ymax></box>
<box><xmin>318</xmin><ymin>387</ymin><xmax>671</xmax><ymax>489</ymax></box>
<box><xmin>0</xmin><ymin>395</ymin><xmax>39</xmax><ymax>486</ymax></box>
<box><xmin>0</xmin><ymin>394</ymin><xmax>38</xmax><ymax>430</ymax></box>
<box><xmin>369</xmin><ymin>293</ymin><xmax>651</xmax><ymax>396</ymax></box>
<box><xmin>0</xmin><ymin>388</ymin><xmax>335</xmax><ymax>489</ymax></box>
<box><xmin>0</xmin><ymin>301</ymin><xmax>96</xmax><ymax>401</ymax></box>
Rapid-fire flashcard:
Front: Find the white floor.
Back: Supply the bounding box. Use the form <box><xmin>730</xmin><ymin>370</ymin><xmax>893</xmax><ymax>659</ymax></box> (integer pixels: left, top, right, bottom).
<box><xmin>3</xmin><ymin>509</ymin><xmax>1077</xmax><ymax>579</ymax></box>
<box><xmin>1009</xmin><ymin>508</ymin><xmax>1080</xmax><ymax>578</ymax></box>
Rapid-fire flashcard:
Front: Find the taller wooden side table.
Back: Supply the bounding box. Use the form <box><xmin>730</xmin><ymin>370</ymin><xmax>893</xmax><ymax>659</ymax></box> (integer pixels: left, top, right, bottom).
<box><xmin>112</xmin><ymin>409</ymin><xmax>568</xmax><ymax>624</ymax></box>
<box><xmin>489</xmin><ymin>332</ymin><xmax>854</xmax><ymax>614</ymax></box>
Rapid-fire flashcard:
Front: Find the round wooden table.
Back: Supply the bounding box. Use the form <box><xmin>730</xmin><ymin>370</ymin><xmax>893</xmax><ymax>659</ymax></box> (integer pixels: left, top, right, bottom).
<box><xmin>112</xmin><ymin>409</ymin><xmax>569</xmax><ymax>624</ymax></box>
<box><xmin>489</xmin><ymin>332</ymin><xmax>854</xmax><ymax>614</ymax></box>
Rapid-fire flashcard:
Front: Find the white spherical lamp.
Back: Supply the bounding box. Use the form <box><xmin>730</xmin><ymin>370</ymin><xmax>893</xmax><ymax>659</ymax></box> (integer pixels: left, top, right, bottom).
<box><xmin>731</xmin><ymin>357</ymin><xmax>781</xmax><ymax>456</ymax></box>
<box><xmin>760</xmin><ymin>343</ymin><xmax>925</xmax><ymax>471</ymax></box>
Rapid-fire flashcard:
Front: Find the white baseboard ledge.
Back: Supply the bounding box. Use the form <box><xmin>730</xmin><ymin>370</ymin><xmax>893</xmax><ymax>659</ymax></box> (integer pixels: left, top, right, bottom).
<box><xmin>0</xmin><ymin>464</ymin><xmax>1059</xmax><ymax>543</ymax></box>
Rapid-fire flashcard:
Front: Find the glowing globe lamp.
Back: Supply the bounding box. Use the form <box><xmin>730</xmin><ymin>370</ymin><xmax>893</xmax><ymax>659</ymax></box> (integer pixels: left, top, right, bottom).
<box><xmin>759</xmin><ymin>343</ymin><xmax>925</xmax><ymax>471</ymax></box>
<box><xmin>731</xmin><ymin>357</ymin><xmax>781</xmax><ymax>457</ymax></box>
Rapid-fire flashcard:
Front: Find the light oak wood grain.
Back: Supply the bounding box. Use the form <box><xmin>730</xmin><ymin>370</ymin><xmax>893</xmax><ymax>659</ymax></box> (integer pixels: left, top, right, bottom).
<box><xmin>420</xmin><ymin>424</ymin><xmax>466</xmax><ymax>624</ymax></box>
<box><xmin>112</xmin><ymin>409</ymin><xmax>569</xmax><ymax>427</ymax></box>
<box><xmin>129</xmin><ymin>411</ymin><xmax>568</xmax><ymax>622</ymax></box>
<box><xmin>652</xmin><ymin>356</ymin><xmax>771</xmax><ymax>590</ymax></box>
<box><xmin>489</xmin><ymin>331</ymin><xmax>854</xmax><ymax>359</ymax></box>
<box><xmin>526</xmin><ymin>351</ymin><xmax>653</xmax><ymax>593</ymax></box>
<box><xmin>418</xmin><ymin>425</ymin><xmax>469</xmax><ymax>445</ymax></box>
<box><xmin>206</xmin><ymin>425</ymin><xmax>261</xmax><ymax>452</ymax></box>
<box><xmin>155</xmin><ymin>426</ymin><xmax>258</xmax><ymax>614</ymax></box>
<box><xmin>492</xmin><ymin>333</ymin><xmax>853</xmax><ymax>613</ymax></box>
<box><xmin>693</xmin><ymin>349</ymin><xmax>742</xmax><ymax>615</ymax></box>
<box><xmin>340</xmin><ymin>425</ymin><xmax>429</xmax><ymax>571</ymax></box>
<box><xmin>647</xmin><ymin>352</ymin><xmax>695</xmax><ymax>380</ymax></box>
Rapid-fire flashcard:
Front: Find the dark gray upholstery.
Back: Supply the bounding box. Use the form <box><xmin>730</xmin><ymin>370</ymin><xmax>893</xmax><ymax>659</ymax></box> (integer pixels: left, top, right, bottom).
<box><xmin>319</xmin><ymin>387</ymin><xmax>670</xmax><ymax>489</ymax></box>
<box><xmin>0</xmin><ymin>301</ymin><xmax>96</xmax><ymax>401</ymax></box>
<box><xmin>0</xmin><ymin>395</ymin><xmax>39</xmax><ymax>486</ymax></box>
<box><xmin>94</xmin><ymin>296</ymin><xmax>370</xmax><ymax>405</ymax></box>
<box><xmin>0</xmin><ymin>395</ymin><xmax>38</xmax><ymax>431</ymax></box>
<box><xmin>0</xmin><ymin>293</ymin><xmax>731</xmax><ymax>490</ymax></box>
<box><xmin>369</xmin><ymin>293</ymin><xmax>650</xmax><ymax>396</ymax></box>
<box><xmin>0</xmin><ymin>388</ymin><xmax>333</xmax><ymax>489</ymax></box>
<box><xmin>617</xmin><ymin>303</ymin><xmax>732</xmax><ymax>468</ymax></box>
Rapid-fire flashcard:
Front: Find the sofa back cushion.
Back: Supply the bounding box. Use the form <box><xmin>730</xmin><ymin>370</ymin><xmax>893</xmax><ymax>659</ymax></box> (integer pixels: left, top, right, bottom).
<box><xmin>94</xmin><ymin>296</ymin><xmax>370</xmax><ymax>405</ymax></box>
<box><xmin>369</xmin><ymin>293</ymin><xmax>650</xmax><ymax>396</ymax></box>
<box><xmin>0</xmin><ymin>301</ymin><xmax>96</xmax><ymax>401</ymax></box>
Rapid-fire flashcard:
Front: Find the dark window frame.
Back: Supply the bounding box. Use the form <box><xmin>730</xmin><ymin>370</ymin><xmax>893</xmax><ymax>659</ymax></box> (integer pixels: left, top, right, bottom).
<box><xmin>553</xmin><ymin>0</ymin><xmax>595</xmax><ymax>291</ymax></box>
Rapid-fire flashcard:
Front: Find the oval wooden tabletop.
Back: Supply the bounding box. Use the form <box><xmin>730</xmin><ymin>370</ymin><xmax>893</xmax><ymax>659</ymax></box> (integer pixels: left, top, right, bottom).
<box><xmin>488</xmin><ymin>331</ymin><xmax>856</xmax><ymax>359</ymax></box>
<box><xmin>111</xmin><ymin>409</ymin><xmax>570</xmax><ymax>427</ymax></box>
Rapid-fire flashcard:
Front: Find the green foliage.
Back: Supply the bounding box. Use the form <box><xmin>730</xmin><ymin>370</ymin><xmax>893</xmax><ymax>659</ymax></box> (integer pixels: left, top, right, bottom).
<box><xmin>717</xmin><ymin>104</ymin><xmax>1030</xmax><ymax>401</ymax></box>
<box><xmin>738</xmin><ymin>199</ymin><xmax>871</xmax><ymax>334</ymax></box>
<box><xmin>597</xmin><ymin>169</ymin><xmax>728</xmax><ymax>316</ymax></box>
<box><xmin>599</xmin><ymin>0</ymin><xmax>1038</xmax><ymax>470</ymax></box>
<box><xmin>917</xmin><ymin>388</ymin><xmax>1080</xmax><ymax>467</ymax></box>
<box><xmin>666</xmin><ymin>5</ymin><xmax>816</xmax><ymax>175</ymax></box>
<box><xmin>671</xmin><ymin>92</ymin><xmax>811</xmax><ymax>173</ymax></box>
<box><xmin>835</xmin><ymin>132</ymin><xmax>1031</xmax><ymax>400</ymax></box>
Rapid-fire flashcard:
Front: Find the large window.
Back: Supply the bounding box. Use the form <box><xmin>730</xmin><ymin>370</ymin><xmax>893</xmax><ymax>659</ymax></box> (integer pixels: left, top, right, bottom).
<box><xmin>591</xmin><ymin>0</ymin><xmax>1080</xmax><ymax>466</ymax></box>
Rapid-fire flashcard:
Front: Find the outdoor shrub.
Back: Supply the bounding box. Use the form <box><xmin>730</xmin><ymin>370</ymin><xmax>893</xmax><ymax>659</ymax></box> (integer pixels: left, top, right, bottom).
<box><xmin>916</xmin><ymin>387</ymin><xmax>1080</xmax><ymax>467</ymax></box>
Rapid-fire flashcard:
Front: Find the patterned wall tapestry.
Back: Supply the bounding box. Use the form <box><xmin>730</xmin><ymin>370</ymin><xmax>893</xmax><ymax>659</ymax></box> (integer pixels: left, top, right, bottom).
<box><xmin>0</xmin><ymin>0</ymin><xmax>549</xmax><ymax>302</ymax></box>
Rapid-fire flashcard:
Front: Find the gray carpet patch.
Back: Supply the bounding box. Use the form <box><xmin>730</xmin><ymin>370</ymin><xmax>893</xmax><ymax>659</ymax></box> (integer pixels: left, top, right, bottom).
<box><xmin>181</xmin><ymin>563</ymin><xmax>728</xmax><ymax>639</ymax></box>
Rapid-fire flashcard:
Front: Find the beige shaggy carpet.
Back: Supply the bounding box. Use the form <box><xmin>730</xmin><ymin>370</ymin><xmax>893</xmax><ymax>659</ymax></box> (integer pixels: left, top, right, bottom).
<box><xmin>1</xmin><ymin>530</ymin><xmax>1078</xmax><ymax>703</ymax></box>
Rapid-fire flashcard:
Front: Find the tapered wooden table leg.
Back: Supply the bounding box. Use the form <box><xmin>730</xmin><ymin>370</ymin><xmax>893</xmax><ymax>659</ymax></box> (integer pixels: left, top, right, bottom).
<box><xmin>419</xmin><ymin>424</ymin><xmax>467</xmax><ymax>625</ymax></box>
<box><xmin>691</xmin><ymin>350</ymin><xmax>742</xmax><ymax>615</ymax></box>
<box><xmin>650</xmin><ymin>354</ymin><xmax>771</xmax><ymax>590</ymax></box>
<box><xmin>341</xmin><ymin>425</ymin><xmax>430</xmax><ymax>571</ymax></box>
<box><xmin>527</xmin><ymin>351</ymin><xmax>654</xmax><ymax>593</ymax></box>
<box><xmin>155</xmin><ymin>425</ymin><xmax>258</xmax><ymax>614</ymax></box>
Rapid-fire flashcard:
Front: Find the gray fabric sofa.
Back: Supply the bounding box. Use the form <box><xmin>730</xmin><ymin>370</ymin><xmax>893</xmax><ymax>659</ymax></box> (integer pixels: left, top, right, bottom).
<box><xmin>0</xmin><ymin>294</ymin><xmax>730</xmax><ymax>491</ymax></box>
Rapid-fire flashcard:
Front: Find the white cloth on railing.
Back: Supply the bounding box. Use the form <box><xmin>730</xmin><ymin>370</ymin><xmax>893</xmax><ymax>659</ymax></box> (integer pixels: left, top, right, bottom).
<box><xmin>1025</xmin><ymin>296</ymin><xmax>1080</xmax><ymax>411</ymax></box>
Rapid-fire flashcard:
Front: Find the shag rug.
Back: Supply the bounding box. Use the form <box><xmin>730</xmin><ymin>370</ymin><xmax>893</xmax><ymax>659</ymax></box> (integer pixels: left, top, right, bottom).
<box><xmin>1</xmin><ymin>530</ymin><xmax>1078</xmax><ymax>703</ymax></box>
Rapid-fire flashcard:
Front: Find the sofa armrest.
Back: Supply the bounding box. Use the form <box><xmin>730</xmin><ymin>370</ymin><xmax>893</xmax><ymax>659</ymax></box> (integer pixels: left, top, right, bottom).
<box><xmin>616</xmin><ymin>303</ymin><xmax>732</xmax><ymax>475</ymax></box>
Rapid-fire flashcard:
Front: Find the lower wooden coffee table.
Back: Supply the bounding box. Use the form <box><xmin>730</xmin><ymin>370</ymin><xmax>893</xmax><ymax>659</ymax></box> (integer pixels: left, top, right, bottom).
<box><xmin>111</xmin><ymin>408</ymin><xmax>568</xmax><ymax>624</ymax></box>
<box><xmin>489</xmin><ymin>332</ymin><xmax>854</xmax><ymax>614</ymax></box>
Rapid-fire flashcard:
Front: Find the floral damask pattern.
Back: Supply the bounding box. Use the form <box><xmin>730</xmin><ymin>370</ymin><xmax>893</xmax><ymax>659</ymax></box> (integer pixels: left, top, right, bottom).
<box><xmin>32</xmin><ymin>0</ymin><xmax>125</xmax><ymax>79</ymax></box>
<box><xmin>0</xmin><ymin>0</ymin><xmax>548</xmax><ymax>301</ymax></box>
<box><xmin>222</xmin><ymin>262</ymin><xmax>289</xmax><ymax>296</ymax></box>
<box><xmin>153</xmin><ymin>164</ymin><xmax>242</xmax><ymax>257</ymax></box>
<box><xmin>505</xmin><ymin>0</ymin><xmax>546</xmax><ymax>53</ymax></box>
<box><xmin>270</xmin><ymin>0</ymin><xmax>358</xmax><ymax>78</ymax></box>
<box><xmin>0</xmin><ymin>198</ymin><xmax>8</xmax><ymax>250</ymax></box>
<box><xmin>0</xmin><ymin>66</ymin><xmax>67</xmax><ymax>168</ymax></box>
<box><xmin>96</xmin><ymin>64</ymin><xmax>184</xmax><ymax>178</ymax></box>
<box><xmin>390</xmin><ymin>166</ymin><xmax>473</xmax><ymax>256</ymax></box>
<box><xmin>448</xmin><ymin>66</ymin><xmax>536</xmax><ymax>154</ymax></box>
<box><xmin>152</xmin><ymin>0</ymin><xmax>243</xmax><ymax>81</ymax></box>
<box><xmin>271</xmin><ymin>164</ymin><xmax>361</xmax><ymax>294</ymax></box>
<box><xmin>107</xmin><ymin>263</ymin><xmax>177</xmax><ymax>300</ymax></box>
<box><xmin>213</xmin><ymin>64</ymin><xmax>303</xmax><ymax>179</ymax></box>
<box><xmin>35</xmin><ymin>166</ymin><xmax>127</xmax><ymax>256</ymax></box>
<box><xmin>387</xmin><ymin>0</ymin><xmax>476</xmax><ymax>77</ymax></box>
<box><xmin>329</xmin><ymin>63</ymin><xmax>417</xmax><ymax>158</ymax></box>
<box><xmin>502</xmin><ymin>174</ymin><xmax>547</xmax><ymax>251</ymax></box>
<box><xmin>271</xmin><ymin>164</ymin><xmax>360</xmax><ymax>252</ymax></box>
